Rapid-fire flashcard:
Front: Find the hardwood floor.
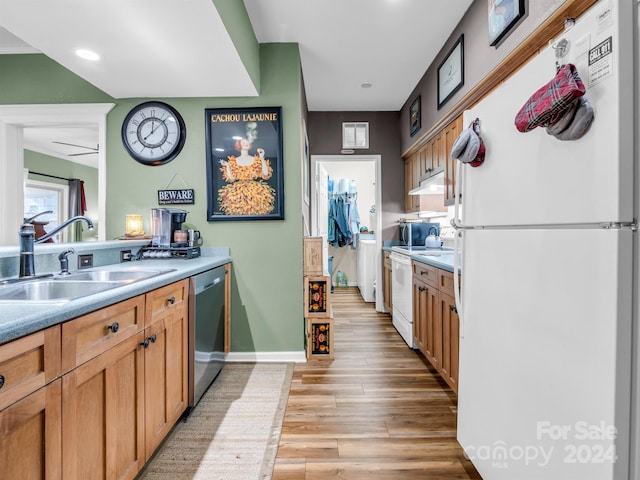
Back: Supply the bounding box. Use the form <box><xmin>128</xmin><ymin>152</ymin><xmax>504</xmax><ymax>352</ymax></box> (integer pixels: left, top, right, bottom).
<box><xmin>273</xmin><ymin>287</ymin><xmax>482</xmax><ymax>479</ymax></box>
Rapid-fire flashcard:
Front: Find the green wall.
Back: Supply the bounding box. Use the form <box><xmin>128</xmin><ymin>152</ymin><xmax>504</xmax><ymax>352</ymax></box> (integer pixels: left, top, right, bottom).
<box><xmin>213</xmin><ymin>0</ymin><xmax>261</xmax><ymax>91</ymax></box>
<box><xmin>106</xmin><ymin>43</ymin><xmax>304</xmax><ymax>353</ymax></box>
<box><xmin>0</xmin><ymin>44</ymin><xmax>305</xmax><ymax>354</ymax></box>
<box><xmin>24</xmin><ymin>150</ymin><xmax>99</xmax><ymax>242</ymax></box>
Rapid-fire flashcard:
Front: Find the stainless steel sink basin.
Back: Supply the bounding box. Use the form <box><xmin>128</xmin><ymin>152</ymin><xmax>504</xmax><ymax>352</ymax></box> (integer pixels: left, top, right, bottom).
<box><xmin>0</xmin><ymin>280</ymin><xmax>121</xmax><ymax>303</ymax></box>
<box><xmin>0</xmin><ymin>268</ymin><xmax>176</xmax><ymax>303</ymax></box>
<box><xmin>54</xmin><ymin>269</ymin><xmax>174</xmax><ymax>283</ymax></box>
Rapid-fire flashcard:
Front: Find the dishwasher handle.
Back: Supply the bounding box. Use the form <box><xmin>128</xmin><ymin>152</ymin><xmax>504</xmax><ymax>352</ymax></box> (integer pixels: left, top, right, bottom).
<box><xmin>192</xmin><ymin>267</ymin><xmax>226</xmax><ymax>295</ymax></box>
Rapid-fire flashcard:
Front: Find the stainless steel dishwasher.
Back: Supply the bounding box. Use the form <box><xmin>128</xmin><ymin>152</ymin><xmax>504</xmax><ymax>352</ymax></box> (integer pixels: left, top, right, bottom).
<box><xmin>188</xmin><ymin>265</ymin><xmax>226</xmax><ymax>408</ymax></box>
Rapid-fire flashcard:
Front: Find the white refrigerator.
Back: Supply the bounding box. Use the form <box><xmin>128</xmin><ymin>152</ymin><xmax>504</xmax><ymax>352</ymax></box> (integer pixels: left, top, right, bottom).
<box><xmin>454</xmin><ymin>1</ymin><xmax>637</xmax><ymax>479</ymax></box>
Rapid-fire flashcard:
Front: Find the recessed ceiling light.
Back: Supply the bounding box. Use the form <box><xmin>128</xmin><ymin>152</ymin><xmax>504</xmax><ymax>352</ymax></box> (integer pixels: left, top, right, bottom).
<box><xmin>360</xmin><ymin>82</ymin><xmax>373</xmax><ymax>89</ymax></box>
<box><xmin>75</xmin><ymin>49</ymin><xmax>100</xmax><ymax>61</ymax></box>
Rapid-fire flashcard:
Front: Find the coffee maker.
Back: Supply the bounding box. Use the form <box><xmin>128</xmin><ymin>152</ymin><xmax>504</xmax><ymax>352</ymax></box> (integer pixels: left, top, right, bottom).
<box><xmin>142</xmin><ymin>208</ymin><xmax>200</xmax><ymax>259</ymax></box>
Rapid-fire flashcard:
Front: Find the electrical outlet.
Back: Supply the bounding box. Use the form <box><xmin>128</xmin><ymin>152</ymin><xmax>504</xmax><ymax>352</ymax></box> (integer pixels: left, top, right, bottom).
<box><xmin>78</xmin><ymin>254</ymin><xmax>94</xmax><ymax>269</ymax></box>
<box><xmin>120</xmin><ymin>250</ymin><xmax>132</xmax><ymax>262</ymax></box>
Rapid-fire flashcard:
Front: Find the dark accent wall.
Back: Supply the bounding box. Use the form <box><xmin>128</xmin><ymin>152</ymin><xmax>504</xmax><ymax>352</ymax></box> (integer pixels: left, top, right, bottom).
<box><xmin>308</xmin><ymin>111</ymin><xmax>403</xmax><ymax>241</ymax></box>
<box><xmin>400</xmin><ymin>0</ymin><xmax>566</xmax><ymax>154</ymax></box>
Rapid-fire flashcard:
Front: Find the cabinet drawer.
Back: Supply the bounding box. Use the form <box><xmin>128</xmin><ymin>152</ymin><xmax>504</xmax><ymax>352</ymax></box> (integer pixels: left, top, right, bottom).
<box><xmin>61</xmin><ymin>295</ymin><xmax>145</xmax><ymax>373</ymax></box>
<box><xmin>145</xmin><ymin>279</ymin><xmax>188</xmax><ymax>327</ymax></box>
<box><xmin>438</xmin><ymin>270</ymin><xmax>460</xmax><ymax>298</ymax></box>
<box><xmin>412</xmin><ymin>261</ymin><xmax>438</xmax><ymax>287</ymax></box>
<box><xmin>383</xmin><ymin>251</ymin><xmax>391</xmax><ymax>268</ymax></box>
<box><xmin>0</xmin><ymin>326</ymin><xmax>61</xmax><ymax>411</ymax></box>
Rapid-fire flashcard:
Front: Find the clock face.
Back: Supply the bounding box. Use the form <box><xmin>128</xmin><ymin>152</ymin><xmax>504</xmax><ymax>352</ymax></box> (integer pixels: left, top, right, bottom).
<box><xmin>121</xmin><ymin>101</ymin><xmax>186</xmax><ymax>165</ymax></box>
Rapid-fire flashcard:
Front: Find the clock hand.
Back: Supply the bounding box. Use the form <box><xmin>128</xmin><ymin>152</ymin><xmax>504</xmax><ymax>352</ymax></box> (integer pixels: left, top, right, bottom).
<box><xmin>144</xmin><ymin>119</ymin><xmax>161</xmax><ymax>141</ymax></box>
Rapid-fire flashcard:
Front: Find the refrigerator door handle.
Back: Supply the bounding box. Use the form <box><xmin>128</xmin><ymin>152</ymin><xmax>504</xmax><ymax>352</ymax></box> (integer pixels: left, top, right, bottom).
<box><xmin>452</xmin><ymin>157</ymin><xmax>465</xmax><ymax>337</ymax></box>
<box><xmin>454</xmin><ymin>228</ymin><xmax>464</xmax><ymax>338</ymax></box>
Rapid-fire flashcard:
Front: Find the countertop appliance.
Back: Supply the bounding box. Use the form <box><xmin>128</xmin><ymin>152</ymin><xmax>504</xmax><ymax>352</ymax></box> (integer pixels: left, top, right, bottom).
<box><xmin>188</xmin><ymin>265</ymin><xmax>226</xmax><ymax>408</ymax></box>
<box><xmin>453</xmin><ymin>3</ymin><xmax>637</xmax><ymax>479</ymax></box>
<box><xmin>399</xmin><ymin>221</ymin><xmax>439</xmax><ymax>247</ymax></box>
<box><xmin>141</xmin><ymin>207</ymin><xmax>201</xmax><ymax>259</ymax></box>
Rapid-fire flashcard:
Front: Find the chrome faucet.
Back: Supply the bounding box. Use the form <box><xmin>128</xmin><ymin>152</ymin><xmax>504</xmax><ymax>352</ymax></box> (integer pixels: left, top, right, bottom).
<box><xmin>19</xmin><ymin>214</ymin><xmax>94</xmax><ymax>278</ymax></box>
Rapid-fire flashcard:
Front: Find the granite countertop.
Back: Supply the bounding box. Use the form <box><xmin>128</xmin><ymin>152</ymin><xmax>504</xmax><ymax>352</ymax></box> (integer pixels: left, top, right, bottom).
<box><xmin>0</xmin><ymin>248</ymin><xmax>231</xmax><ymax>346</ymax></box>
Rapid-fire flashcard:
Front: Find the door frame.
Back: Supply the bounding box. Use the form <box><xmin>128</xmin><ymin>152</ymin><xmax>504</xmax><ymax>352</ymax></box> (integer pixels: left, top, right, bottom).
<box><xmin>311</xmin><ymin>154</ymin><xmax>383</xmax><ymax>312</ymax></box>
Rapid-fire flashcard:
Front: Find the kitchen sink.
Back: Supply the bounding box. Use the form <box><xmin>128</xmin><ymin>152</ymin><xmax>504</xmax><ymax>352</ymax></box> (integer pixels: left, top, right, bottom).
<box><xmin>0</xmin><ymin>268</ymin><xmax>176</xmax><ymax>303</ymax></box>
<box><xmin>53</xmin><ymin>269</ymin><xmax>175</xmax><ymax>283</ymax></box>
<box><xmin>0</xmin><ymin>280</ymin><xmax>121</xmax><ymax>303</ymax></box>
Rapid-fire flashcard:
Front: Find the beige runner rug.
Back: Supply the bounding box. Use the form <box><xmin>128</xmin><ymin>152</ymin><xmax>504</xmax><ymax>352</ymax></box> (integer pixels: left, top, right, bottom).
<box><xmin>140</xmin><ymin>362</ymin><xmax>294</xmax><ymax>480</ymax></box>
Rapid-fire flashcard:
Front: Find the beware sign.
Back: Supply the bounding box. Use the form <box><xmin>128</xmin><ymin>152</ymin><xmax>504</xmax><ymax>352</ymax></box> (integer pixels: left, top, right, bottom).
<box><xmin>157</xmin><ymin>189</ymin><xmax>195</xmax><ymax>205</ymax></box>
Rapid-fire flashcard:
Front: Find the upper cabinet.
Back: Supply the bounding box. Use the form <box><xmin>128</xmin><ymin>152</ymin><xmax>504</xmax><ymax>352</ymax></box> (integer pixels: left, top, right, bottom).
<box><xmin>404</xmin><ymin>114</ymin><xmax>462</xmax><ymax>213</ymax></box>
<box><xmin>444</xmin><ymin>115</ymin><xmax>463</xmax><ymax>206</ymax></box>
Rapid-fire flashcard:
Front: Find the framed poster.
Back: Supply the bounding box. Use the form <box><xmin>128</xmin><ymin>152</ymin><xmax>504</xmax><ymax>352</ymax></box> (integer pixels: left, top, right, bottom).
<box><xmin>409</xmin><ymin>96</ymin><xmax>421</xmax><ymax>137</ymax></box>
<box><xmin>437</xmin><ymin>35</ymin><xmax>464</xmax><ymax>110</ymax></box>
<box><xmin>488</xmin><ymin>0</ymin><xmax>525</xmax><ymax>46</ymax></box>
<box><xmin>205</xmin><ymin>107</ymin><xmax>284</xmax><ymax>221</ymax></box>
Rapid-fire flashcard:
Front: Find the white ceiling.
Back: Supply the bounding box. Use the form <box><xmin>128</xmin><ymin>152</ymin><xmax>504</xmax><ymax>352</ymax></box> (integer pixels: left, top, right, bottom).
<box><xmin>0</xmin><ymin>0</ymin><xmax>472</xmax><ymax>164</ymax></box>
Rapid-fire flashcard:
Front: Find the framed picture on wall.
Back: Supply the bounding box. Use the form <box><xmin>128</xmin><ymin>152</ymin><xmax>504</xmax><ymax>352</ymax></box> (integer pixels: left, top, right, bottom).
<box><xmin>488</xmin><ymin>0</ymin><xmax>525</xmax><ymax>46</ymax></box>
<box><xmin>437</xmin><ymin>35</ymin><xmax>464</xmax><ymax>110</ymax></box>
<box><xmin>409</xmin><ymin>96</ymin><xmax>421</xmax><ymax>137</ymax></box>
<box><xmin>205</xmin><ymin>106</ymin><xmax>284</xmax><ymax>221</ymax></box>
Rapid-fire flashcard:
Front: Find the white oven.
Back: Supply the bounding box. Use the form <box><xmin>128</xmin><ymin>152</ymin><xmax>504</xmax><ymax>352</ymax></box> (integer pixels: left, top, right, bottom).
<box><xmin>390</xmin><ymin>249</ymin><xmax>415</xmax><ymax>348</ymax></box>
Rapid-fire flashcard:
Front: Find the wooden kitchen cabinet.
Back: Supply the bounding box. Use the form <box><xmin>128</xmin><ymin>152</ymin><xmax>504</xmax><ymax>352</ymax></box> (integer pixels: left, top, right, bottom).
<box><xmin>383</xmin><ymin>251</ymin><xmax>392</xmax><ymax>313</ymax></box>
<box><xmin>403</xmin><ymin>114</ymin><xmax>463</xmax><ymax>210</ymax></box>
<box><xmin>404</xmin><ymin>155</ymin><xmax>420</xmax><ymax>213</ymax></box>
<box><xmin>412</xmin><ymin>262</ymin><xmax>441</xmax><ymax>371</ymax></box>
<box><xmin>143</xmin><ymin>279</ymin><xmax>189</xmax><ymax>458</ymax></box>
<box><xmin>432</xmin><ymin>131</ymin><xmax>446</xmax><ymax>176</ymax></box>
<box><xmin>0</xmin><ymin>379</ymin><xmax>62</xmax><ymax>480</ymax></box>
<box><xmin>0</xmin><ymin>326</ymin><xmax>61</xmax><ymax>411</ymax></box>
<box><xmin>62</xmin><ymin>332</ymin><xmax>145</xmax><ymax>480</ymax></box>
<box><xmin>438</xmin><ymin>270</ymin><xmax>460</xmax><ymax>392</ymax></box>
<box><xmin>439</xmin><ymin>290</ymin><xmax>459</xmax><ymax>392</ymax></box>
<box><xmin>61</xmin><ymin>278</ymin><xmax>189</xmax><ymax>478</ymax></box>
<box><xmin>444</xmin><ymin>115</ymin><xmax>463</xmax><ymax>206</ymax></box>
<box><xmin>1</xmin><ymin>278</ymin><xmax>190</xmax><ymax>479</ymax></box>
<box><xmin>61</xmin><ymin>295</ymin><xmax>145</xmax><ymax>373</ymax></box>
<box><xmin>412</xmin><ymin>260</ymin><xmax>460</xmax><ymax>394</ymax></box>
<box><xmin>0</xmin><ymin>326</ymin><xmax>62</xmax><ymax>480</ymax></box>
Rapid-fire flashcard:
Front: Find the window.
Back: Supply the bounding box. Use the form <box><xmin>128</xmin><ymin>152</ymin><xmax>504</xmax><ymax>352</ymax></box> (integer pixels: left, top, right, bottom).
<box><xmin>342</xmin><ymin>122</ymin><xmax>369</xmax><ymax>149</ymax></box>
<box><xmin>24</xmin><ymin>178</ymin><xmax>69</xmax><ymax>242</ymax></box>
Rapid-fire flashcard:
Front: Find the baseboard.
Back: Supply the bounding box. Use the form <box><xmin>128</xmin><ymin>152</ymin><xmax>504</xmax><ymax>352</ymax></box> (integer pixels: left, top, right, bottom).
<box><xmin>225</xmin><ymin>351</ymin><xmax>307</xmax><ymax>363</ymax></box>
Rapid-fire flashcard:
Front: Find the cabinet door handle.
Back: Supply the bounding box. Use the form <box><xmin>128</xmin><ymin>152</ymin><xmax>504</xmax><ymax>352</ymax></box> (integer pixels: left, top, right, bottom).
<box><xmin>420</xmin><ymin>270</ymin><xmax>428</xmax><ymax>276</ymax></box>
<box><xmin>106</xmin><ymin>322</ymin><xmax>119</xmax><ymax>333</ymax></box>
<box><xmin>418</xmin><ymin>286</ymin><xmax>426</xmax><ymax>292</ymax></box>
<box><xmin>140</xmin><ymin>334</ymin><xmax>157</xmax><ymax>349</ymax></box>
<box><xmin>450</xmin><ymin>305</ymin><xmax>458</xmax><ymax>313</ymax></box>
<box><xmin>0</xmin><ymin>374</ymin><xmax>4</xmax><ymax>389</ymax></box>
<box><xmin>167</xmin><ymin>296</ymin><xmax>176</xmax><ymax>305</ymax></box>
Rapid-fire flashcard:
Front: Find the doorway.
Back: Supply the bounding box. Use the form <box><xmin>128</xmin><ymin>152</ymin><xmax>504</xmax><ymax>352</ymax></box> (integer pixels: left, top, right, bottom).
<box><xmin>311</xmin><ymin>154</ymin><xmax>383</xmax><ymax>312</ymax></box>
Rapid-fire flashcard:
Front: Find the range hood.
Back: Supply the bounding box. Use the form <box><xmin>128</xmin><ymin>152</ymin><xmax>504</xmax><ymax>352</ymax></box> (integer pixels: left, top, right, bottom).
<box><xmin>408</xmin><ymin>171</ymin><xmax>445</xmax><ymax>195</ymax></box>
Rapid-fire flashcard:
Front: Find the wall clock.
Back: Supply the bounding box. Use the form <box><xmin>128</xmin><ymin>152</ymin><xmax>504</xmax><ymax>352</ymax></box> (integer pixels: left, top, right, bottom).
<box><xmin>121</xmin><ymin>101</ymin><xmax>186</xmax><ymax>166</ymax></box>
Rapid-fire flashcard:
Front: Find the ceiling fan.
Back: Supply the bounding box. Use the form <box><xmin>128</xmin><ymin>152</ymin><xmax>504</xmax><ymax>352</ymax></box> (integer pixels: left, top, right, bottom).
<box><xmin>52</xmin><ymin>141</ymin><xmax>99</xmax><ymax>156</ymax></box>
